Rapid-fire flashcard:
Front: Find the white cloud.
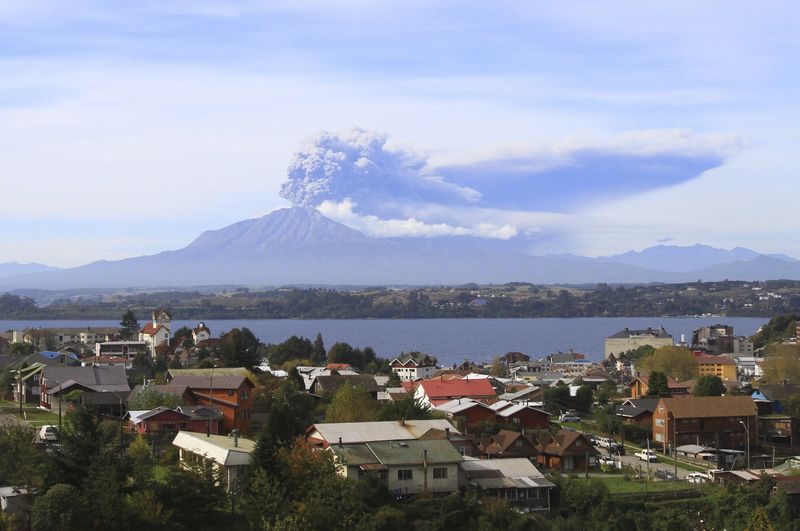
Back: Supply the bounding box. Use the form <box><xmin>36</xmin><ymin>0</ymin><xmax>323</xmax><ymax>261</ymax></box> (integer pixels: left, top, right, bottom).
<box><xmin>318</xmin><ymin>198</ymin><xmax>519</xmax><ymax>240</ymax></box>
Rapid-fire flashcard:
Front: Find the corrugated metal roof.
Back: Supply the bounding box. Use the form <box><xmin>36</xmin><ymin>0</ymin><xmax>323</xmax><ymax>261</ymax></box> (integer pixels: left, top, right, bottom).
<box><xmin>366</xmin><ymin>439</ymin><xmax>463</xmax><ymax>465</ymax></box>
<box><xmin>308</xmin><ymin>419</ymin><xmax>459</xmax><ymax>445</ymax></box>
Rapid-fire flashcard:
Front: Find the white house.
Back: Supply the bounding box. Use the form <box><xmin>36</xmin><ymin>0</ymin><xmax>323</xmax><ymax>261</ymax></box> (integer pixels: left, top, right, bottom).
<box><xmin>389</xmin><ymin>352</ymin><xmax>437</xmax><ymax>382</ymax></box>
<box><xmin>192</xmin><ymin>323</ymin><xmax>211</xmax><ymax>345</ymax></box>
<box><xmin>139</xmin><ymin>309</ymin><xmax>172</xmax><ymax>356</ymax></box>
<box><xmin>172</xmin><ymin>430</ymin><xmax>255</xmax><ymax>492</ymax></box>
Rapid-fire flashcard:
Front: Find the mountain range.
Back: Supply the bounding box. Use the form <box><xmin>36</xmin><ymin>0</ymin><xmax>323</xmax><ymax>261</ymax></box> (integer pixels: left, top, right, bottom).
<box><xmin>2</xmin><ymin>207</ymin><xmax>799</xmax><ymax>289</ymax></box>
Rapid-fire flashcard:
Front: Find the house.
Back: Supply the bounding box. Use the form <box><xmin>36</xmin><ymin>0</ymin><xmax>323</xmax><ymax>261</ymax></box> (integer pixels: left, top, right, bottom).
<box><xmin>329</xmin><ymin>439</ymin><xmax>462</xmax><ymax>497</ymax></box>
<box><xmin>492</xmin><ymin>402</ymin><xmax>550</xmax><ymax>431</ymax></box>
<box><xmin>39</xmin><ymin>365</ymin><xmax>130</xmax><ymax>412</ymax></box>
<box><xmin>460</xmin><ymin>457</ymin><xmax>554</xmax><ymax>512</ymax></box>
<box><xmin>0</xmin><ymin>486</ymin><xmax>31</xmax><ymax>517</ymax></box>
<box><xmin>617</xmin><ymin>398</ymin><xmax>660</xmax><ymax>425</ymax></box>
<box><xmin>192</xmin><ymin>323</ymin><xmax>211</xmax><ymax>345</ymax></box>
<box><xmin>139</xmin><ymin>308</ymin><xmax>172</xmax><ymax>356</ymax></box>
<box><xmin>168</xmin><ymin>374</ymin><xmax>255</xmax><ymax>433</ymax></box>
<box><xmin>498</xmin><ymin>385</ymin><xmax>543</xmax><ymax>404</ymax></box>
<box><xmin>758</xmin><ymin>415</ymin><xmax>799</xmax><ymax>450</ymax></box>
<box><xmin>627</xmin><ymin>375</ymin><xmax>691</xmax><ymax>399</ymax></box>
<box><xmin>295</xmin><ymin>365</ymin><xmax>360</xmax><ymax>392</ymax></box>
<box><xmin>652</xmin><ymin>396</ymin><xmax>758</xmax><ymax>453</ymax></box>
<box><xmin>326</xmin><ymin>363</ymin><xmax>356</xmax><ymax>372</ymax></box>
<box><xmin>94</xmin><ymin>341</ymin><xmax>148</xmax><ymax>358</ymax></box>
<box><xmin>536</xmin><ymin>430</ymin><xmax>599</xmax><ymax>472</ymax></box>
<box><xmin>390</xmin><ymin>352</ymin><xmax>438</xmax><ymax>382</ymax></box>
<box><xmin>306</xmin><ymin>419</ymin><xmax>460</xmax><ymax>447</ymax></box>
<box><xmin>694</xmin><ymin>354</ymin><xmax>737</xmax><ymax>381</ymax></box>
<box><xmin>172</xmin><ymin>430</ymin><xmax>255</xmax><ymax>492</ymax></box>
<box><xmin>479</xmin><ymin>429</ymin><xmax>538</xmax><ymax>459</ymax></box>
<box><xmin>82</xmin><ymin>355</ymin><xmax>131</xmax><ymax>369</ymax></box>
<box><xmin>434</xmin><ymin>398</ymin><xmax>497</xmax><ymax>434</ymax></box>
<box><xmin>414</xmin><ymin>378</ymin><xmax>497</xmax><ymax>409</ymax></box>
<box><xmin>127</xmin><ymin>406</ymin><xmax>222</xmax><ymax>435</ymax></box>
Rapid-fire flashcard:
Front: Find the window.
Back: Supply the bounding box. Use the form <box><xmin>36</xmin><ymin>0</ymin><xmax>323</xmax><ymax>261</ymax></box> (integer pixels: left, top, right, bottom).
<box><xmin>658</xmin><ymin>405</ymin><xmax>664</xmax><ymax>412</ymax></box>
<box><xmin>398</xmin><ymin>469</ymin><xmax>413</xmax><ymax>481</ymax></box>
<box><xmin>433</xmin><ymin>467</ymin><xmax>447</xmax><ymax>479</ymax></box>
<box><xmin>515</xmin><ymin>439</ymin><xmax>523</xmax><ymax>447</ymax></box>
<box><xmin>655</xmin><ymin>418</ymin><xmax>664</xmax><ymax>427</ymax></box>
<box><xmin>655</xmin><ymin>433</ymin><xmax>664</xmax><ymax>442</ymax></box>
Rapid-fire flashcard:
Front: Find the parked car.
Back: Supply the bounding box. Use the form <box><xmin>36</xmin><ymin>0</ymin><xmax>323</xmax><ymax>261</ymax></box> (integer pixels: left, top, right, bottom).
<box><xmin>596</xmin><ymin>437</ymin><xmax>612</xmax><ymax>448</ymax></box>
<box><xmin>39</xmin><ymin>425</ymin><xmax>58</xmax><ymax>442</ymax></box>
<box><xmin>635</xmin><ymin>449</ymin><xmax>658</xmax><ymax>462</ymax></box>
<box><xmin>598</xmin><ymin>456</ymin><xmax>616</xmax><ymax>466</ymax></box>
<box><xmin>609</xmin><ymin>442</ymin><xmax>626</xmax><ymax>456</ymax></box>
<box><xmin>686</xmin><ymin>472</ymin><xmax>711</xmax><ymax>484</ymax></box>
<box><xmin>559</xmin><ymin>414</ymin><xmax>581</xmax><ymax>423</ymax></box>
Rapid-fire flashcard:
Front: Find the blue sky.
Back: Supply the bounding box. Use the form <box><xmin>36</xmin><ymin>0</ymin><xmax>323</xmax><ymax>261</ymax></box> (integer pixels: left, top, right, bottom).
<box><xmin>1</xmin><ymin>1</ymin><xmax>799</xmax><ymax>266</ymax></box>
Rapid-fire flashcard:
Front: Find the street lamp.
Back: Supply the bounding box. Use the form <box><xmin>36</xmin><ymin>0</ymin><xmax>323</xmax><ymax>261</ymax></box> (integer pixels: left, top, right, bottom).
<box><xmin>739</xmin><ymin>420</ymin><xmax>750</xmax><ymax>469</ymax></box>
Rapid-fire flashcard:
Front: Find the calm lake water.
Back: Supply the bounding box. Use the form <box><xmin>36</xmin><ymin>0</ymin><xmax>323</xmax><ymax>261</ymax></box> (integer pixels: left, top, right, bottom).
<box><xmin>0</xmin><ymin>317</ymin><xmax>768</xmax><ymax>365</ymax></box>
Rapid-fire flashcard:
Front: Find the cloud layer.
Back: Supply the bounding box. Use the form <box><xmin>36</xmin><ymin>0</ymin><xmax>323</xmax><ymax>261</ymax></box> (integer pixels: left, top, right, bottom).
<box><xmin>280</xmin><ymin>127</ymin><xmax>739</xmax><ymax>240</ymax></box>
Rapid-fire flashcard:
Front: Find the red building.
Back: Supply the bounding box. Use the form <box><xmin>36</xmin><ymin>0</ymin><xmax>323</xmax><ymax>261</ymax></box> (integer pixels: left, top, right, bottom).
<box><xmin>434</xmin><ymin>399</ymin><xmax>497</xmax><ymax>434</ymax></box>
<box><xmin>168</xmin><ymin>374</ymin><xmax>255</xmax><ymax>434</ymax></box>
<box><xmin>492</xmin><ymin>402</ymin><xmax>550</xmax><ymax>431</ymax></box>
<box><xmin>127</xmin><ymin>405</ymin><xmax>222</xmax><ymax>435</ymax></box>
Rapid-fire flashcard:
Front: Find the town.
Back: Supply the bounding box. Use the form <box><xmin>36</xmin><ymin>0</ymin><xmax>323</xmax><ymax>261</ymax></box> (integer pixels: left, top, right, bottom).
<box><xmin>0</xmin><ymin>309</ymin><xmax>798</xmax><ymax>529</ymax></box>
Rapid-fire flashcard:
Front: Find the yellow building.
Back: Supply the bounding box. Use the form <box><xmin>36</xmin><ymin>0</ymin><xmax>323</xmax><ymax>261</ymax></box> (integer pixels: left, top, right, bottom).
<box><xmin>694</xmin><ymin>355</ymin><xmax>737</xmax><ymax>381</ymax></box>
<box><xmin>604</xmin><ymin>327</ymin><xmax>673</xmax><ymax>359</ymax></box>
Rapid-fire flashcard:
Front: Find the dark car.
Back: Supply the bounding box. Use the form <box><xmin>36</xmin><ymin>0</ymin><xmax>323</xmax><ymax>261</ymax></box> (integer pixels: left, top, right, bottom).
<box><xmin>609</xmin><ymin>442</ymin><xmax>625</xmax><ymax>456</ymax></box>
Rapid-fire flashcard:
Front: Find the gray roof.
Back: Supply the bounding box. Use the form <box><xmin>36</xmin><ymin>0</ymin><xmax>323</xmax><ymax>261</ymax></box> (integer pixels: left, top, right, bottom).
<box><xmin>43</xmin><ymin>365</ymin><xmax>130</xmax><ymax>393</ymax></box>
<box><xmin>313</xmin><ymin>374</ymin><xmax>382</xmax><ymax>394</ymax></box>
<box><xmin>461</xmin><ymin>457</ymin><xmax>555</xmax><ymax>489</ymax></box>
<box><xmin>168</xmin><ymin>375</ymin><xmax>250</xmax><ymax>390</ymax></box>
<box><xmin>617</xmin><ymin>398</ymin><xmax>660</xmax><ymax>418</ymax></box>
<box><xmin>307</xmin><ymin>419</ymin><xmax>459</xmax><ymax>445</ymax></box>
<box><xmin>607</xmin><ymin>327</ymin><xmax>672</xmax><ymax>339</ymax></box>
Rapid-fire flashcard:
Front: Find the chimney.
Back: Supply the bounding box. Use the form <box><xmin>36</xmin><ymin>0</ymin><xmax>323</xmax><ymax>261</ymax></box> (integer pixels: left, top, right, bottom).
<box><xmin>445</xmin><ymin>427</ymin><xmax>450</xmax><ymax>439</ymax></box>
<box><xmin>232</xmin><ymin>429</ymin><xmax>239</xmax><ymax>447</ymax></box>
<box><xmin>338</xmin><ymin>436</ymin><xmax>343</xmax><ymax>448</ymax></box>
<box><xmin>401</xmin><ymin>418</ymin><xmax>406</xmax><ymax>426</ymax></box>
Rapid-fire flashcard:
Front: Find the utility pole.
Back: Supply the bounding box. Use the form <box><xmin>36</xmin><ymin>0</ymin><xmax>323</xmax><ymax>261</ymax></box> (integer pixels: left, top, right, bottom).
<box><xmin>208</xmin><ymin>364</ymin><xmax>217</xmax><ymax>437</ymax></box>
<box><xmin>673</xmin><ymin>415</ymin><xmax>678</xmax><ymax>477</ymax></box>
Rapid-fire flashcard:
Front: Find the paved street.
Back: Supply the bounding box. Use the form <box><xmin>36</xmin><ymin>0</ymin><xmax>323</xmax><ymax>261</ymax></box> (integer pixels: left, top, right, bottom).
<box><xmin>595</xmin><ymin>443</ymin><xmax>710</xmax><ymax>481</ymax></box>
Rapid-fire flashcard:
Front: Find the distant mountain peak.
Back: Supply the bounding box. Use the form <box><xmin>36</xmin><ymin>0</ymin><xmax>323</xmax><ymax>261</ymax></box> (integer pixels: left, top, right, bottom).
<box><xmin>184</xmin><ymin>206</ymin><xmax>369</xmax><ymax>252</ymax></box>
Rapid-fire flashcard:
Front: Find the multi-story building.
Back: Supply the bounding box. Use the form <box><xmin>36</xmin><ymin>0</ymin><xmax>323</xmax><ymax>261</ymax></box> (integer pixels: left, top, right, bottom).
<box><xmin>604</xmin><ymin>327</ymin><xmax>673</xmax><ymax>359</ymax></box>
<box><xmin>390</xmin><ymin>352</ymin><xmax>437</xmax><ymax>381</ymax></box>
<box><xmin>694</xmin><ymin>354</ymin><xmax>738</xmax><ymax>381</ymax></box>
<box><xmin>12</xmin><ymin>327</ymin><xmax>119</xmax><ymax>352</ymax></box>
<box><xmin>692</xmin><ymin>324</ymin><xmax>734</xmax><ymax>354</ymax></box>
<box><xmin>652</xmin><ymin>396</ymin><xmax>757</xmax><ymax>453</ymax></box>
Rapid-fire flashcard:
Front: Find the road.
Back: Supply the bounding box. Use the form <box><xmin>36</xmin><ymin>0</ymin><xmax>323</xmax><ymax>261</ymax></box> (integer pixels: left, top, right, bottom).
<box><xmin>595</xmin><ymin>444</ymin><xmax>709</xmax><ymax>480</ymax></box>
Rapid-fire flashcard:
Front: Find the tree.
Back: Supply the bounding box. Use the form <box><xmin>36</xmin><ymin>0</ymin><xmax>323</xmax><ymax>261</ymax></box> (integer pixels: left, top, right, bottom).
<box><xmin>327</xmin><ymin>342</ymin><xmax>377</xmax><ymax>371</ymax></box>
<box><xmin>694</xmin><ymin>375</ymin><xmax>726</xmax><ymax>397</ymax></box>
<box><xmin>157</xmin><ymin>462</ymin><xmax>225</xmax><ymax>528</ymax></box>
<box><xmin>119</xmin><ymin>310</ymin><xmax>139</xmax><ymax>341</ymax></box>
<box><xmin>128</xmin><ymin>435</ymin><xmax>155</xmax><ymax>488</ymax></box>
<box><xmin>325</xmin><ymin>383</ymin><xmax>379</xmax><ymax>423</ymax></box>
<box><xmin>489</xmin><ymin>356</ymin><xmax>505</xmax><ymax>377</ymax></box>
<box><xmin>638</xmin><ymin>346</ymin><xmax>696</xmax><ymax>381</ymax></box>
<box><xmin>574</xmin><ymin>385</ymin><xmax>593</xmax><ymax>414</ymax></box>
<box><xmin>377</xmin><ymin>396</ymin><xmax>432</xmax><ymax>421</ymax></box>
<box><xmin>31</xmin><ymin>484</ymin><xmax>88</xmax><ymax>531</ymax></box>
<box><xmin>646</xmin><ymin>371</ymin><xmax>672</xmax><ymax>397</ymax></box>
<box><xmin>218</xmin><ymin>327</ymin><xmax>262</xmax><ymax>368</ymax></box>
<box><xmin>266</xmin><ymin>336</ymin><xmax>314</xmax><ymax>367</ymax></box>
<box><xmin>312</xmin><ymin>333</ymin><xmax>327</xmax><ymax>365</ymax></box>
<box><xmin>127</xmin><ymin>387</ymin><xmax>183</xmax><ymax>410</ymax></box>
<box><xmin>760</xmin><ymin>344</ymin><xmax>800</xmax><ymax>384</ymax></box>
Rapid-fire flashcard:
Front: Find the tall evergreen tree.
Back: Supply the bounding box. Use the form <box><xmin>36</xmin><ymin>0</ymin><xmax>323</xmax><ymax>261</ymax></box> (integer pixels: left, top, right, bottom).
<box><xmin>119</xmin><ymin>310</ymin><xmax>139</xmax><ymax>341</ymax></box>
<box><xmin>312</xmin><ymin>333</ymin><xmax>326</xmax><ymax>365</ymax></box>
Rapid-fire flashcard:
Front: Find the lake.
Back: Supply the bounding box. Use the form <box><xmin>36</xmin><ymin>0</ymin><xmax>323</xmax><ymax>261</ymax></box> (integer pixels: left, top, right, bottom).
<box><xmin>0</xmin><ymin>316</ymin><xmax>768</xmax><ymax>365</ymax></box>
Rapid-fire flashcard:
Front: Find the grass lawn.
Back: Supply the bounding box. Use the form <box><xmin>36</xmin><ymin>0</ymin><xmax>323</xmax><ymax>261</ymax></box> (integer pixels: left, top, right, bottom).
<box><xmin>583</xmin><ymin>476</ymin><xmax>696</xmax><ymax>495</ymax></box>
<box><xmin>0</xmin><ymin>400</ymin><xmax>60</xmax><ymax>427</ymax></box>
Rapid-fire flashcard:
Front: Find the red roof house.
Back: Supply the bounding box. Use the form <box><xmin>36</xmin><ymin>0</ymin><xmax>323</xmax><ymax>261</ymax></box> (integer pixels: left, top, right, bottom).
<box><xmin>414</xmin><ymin>378</ymin><xmax>497</xmax><ymax>408</ymax></box>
